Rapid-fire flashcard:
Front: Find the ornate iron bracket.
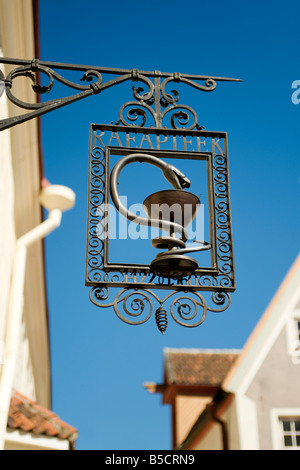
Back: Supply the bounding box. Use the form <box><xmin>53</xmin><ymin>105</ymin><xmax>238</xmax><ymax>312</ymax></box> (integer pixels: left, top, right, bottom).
<box><xmin>0</xmin><ymin>57</ymin><xmax>241</xmax><ymax>131</ymax></box>
<box><xmin>0</xmin><ymin>57</ymin><xmax>240</xmax><ymax>333</ymax></box>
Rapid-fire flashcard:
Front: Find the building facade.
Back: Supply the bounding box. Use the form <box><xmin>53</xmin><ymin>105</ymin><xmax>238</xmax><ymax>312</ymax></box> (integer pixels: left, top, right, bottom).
<box><xmin>0</xmin><ymin>0</ymin><xmax>77</xmax><ymax>450</ymax></box>
<box><xmin>145</xmin><ymin>254</ymin><xmax>300</xmax><ymax>450</ymax></box>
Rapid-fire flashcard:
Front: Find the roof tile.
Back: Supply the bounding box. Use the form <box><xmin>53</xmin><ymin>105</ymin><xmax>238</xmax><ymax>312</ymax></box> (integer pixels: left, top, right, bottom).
<box><xmin>8</xmin><ymin>391</ymin><xmax>78</xmax><ymax>444</ymax></box>
<box><xmin>164</xmin><ymin>348</ymin><xmax>240</xmax><ymax>386</ymax></box>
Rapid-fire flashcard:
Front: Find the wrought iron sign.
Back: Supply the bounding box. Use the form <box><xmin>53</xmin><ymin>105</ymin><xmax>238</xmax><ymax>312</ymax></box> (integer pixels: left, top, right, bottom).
<box><xmin>0</xmin><ymin>57</ymin><xmax>239</xmax><ymax>333</ymax></box>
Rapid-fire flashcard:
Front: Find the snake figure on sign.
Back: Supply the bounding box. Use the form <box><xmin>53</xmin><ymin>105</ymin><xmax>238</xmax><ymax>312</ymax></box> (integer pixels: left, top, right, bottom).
<box><xmin>110</xmin><ymin>153</ymin><xmax>211</xmax><ymax>275</ymax></box>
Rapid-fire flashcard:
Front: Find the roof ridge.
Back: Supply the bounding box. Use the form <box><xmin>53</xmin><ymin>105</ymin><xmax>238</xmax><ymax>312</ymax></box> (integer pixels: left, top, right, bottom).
<box><xmin>164</xmin><ymin>347</ymin><xmax>241</xmax><ymax>354</ymax></box>
<box><xmin>163</xmin><ymin>349</ymin><xmax>240</xmax><ymax>387</ymax></box>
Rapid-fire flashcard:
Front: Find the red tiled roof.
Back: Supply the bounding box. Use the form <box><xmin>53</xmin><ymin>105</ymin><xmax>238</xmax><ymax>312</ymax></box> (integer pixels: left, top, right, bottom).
<box><xmin>8</xmin><ymin>390</ymin><xmax>78</xmax><ymax>446</ymax></box>
<box><xmin>164</xmin><ymin>348</ymin><xmax>240</xmax><ymax>387</ymax></box>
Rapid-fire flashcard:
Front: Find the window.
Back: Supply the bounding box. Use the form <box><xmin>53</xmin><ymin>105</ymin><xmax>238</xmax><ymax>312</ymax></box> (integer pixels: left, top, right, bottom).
<box><xmin>296</xmin><ymin>319</ymin><xmax>300</xmax><ymax>343</ymax></box>
<box><xmin>280</xmin><ymin>418</ymin><xmax>300</xmax><ymax>449</ymax></box>
<box><xmin>286</xmin><ymin>309</ymin><xmax>300</xmax><ymax>364</ymax></box>
<box><xmin>291</xmin><ymin>318</ymin><xmax>300</xmax><ymax>365</ymax></box>
<box><xmin>271</xmin><ymin>408</ymin><xmax>300</xmax><ymax>450</ymax></box>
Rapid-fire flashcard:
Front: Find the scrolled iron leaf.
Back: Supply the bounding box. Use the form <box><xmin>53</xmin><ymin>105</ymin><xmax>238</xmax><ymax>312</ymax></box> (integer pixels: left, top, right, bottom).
<box><xmin>27</xmin><ymin>69</ymin><xmax>54</xmax><ymax>95</ymax></box>
<box><xmin>207</xmin><ymin>291</ymin><xmax>231</xmax><ymax>312</ymax></box>
<box><xmin>14</xmin><ymin>70</ymin><xmax>52</xmax><ymax>95</ymax></box>
<box><xmin>32</xmin><ymin>83</ymin><xmax>53</xmax><ymax>94</ymax></box>
<box><xmin>80</xmin><ymin>70</ymin><xmax>102</xmax><ymax>84</ymax></box>
<box><xmin>132</xmin><ymin>86</ymin><xmax>154</xmax><ymax>104</ymax></box>
<box><xmin>128</xmin><ymin>107</ymin><xmax>147</xmax><ymax>125</ymax></box>
<box><xmin>160</xmin><ymin>89</ymin><xmax>179</xmax><ymax>108</ymax></box>
<box><xmin>113</xmin><ymin>289</ymin><xmax>154</xmax><ymax>325</ymax></box>
<box><xmin>118</xmin><ymin>101</ymin><xmax>156</xmax><ymax>127</ymax></box>
<box><xmin>89</xmin><ymin>286</ymin><xmax>110</xmax><ymax>304</ymax></box>
<box><xmin>169</xmin><ymin>292</ymin><xmax>207</xmax><ymax>328</ymax></box>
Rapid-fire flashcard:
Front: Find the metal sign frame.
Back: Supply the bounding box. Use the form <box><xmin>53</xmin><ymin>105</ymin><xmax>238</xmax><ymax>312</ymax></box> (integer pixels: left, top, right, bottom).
<box><xmin>0</xmin><ymin>57</ymin><xmax>239</xmax><ymax>332</ymax></box>
<box><xmin>86</xmin><ymin>124</ymin><xmax>235</xmax><ymax>332</ymax></box>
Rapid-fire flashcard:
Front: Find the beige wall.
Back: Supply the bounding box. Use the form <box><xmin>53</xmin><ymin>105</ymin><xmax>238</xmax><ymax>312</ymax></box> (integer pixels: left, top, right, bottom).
<box><xmin>194</xmin><ymin>422</ymin><xmax>223</xmax><ymax>450</ymax></box>
<box><xmin>175</xmin><ymin>395</ymin><xmax>211</xmax><ymax>447</ymax></box>
<box><xmin>187</xmin><ymin>397</ymin><xmax>241</xmax><ymax>450</ymax></box>
<box><xmin>0</xmin><ymin>51</ymin><xmax>15</xmax><ymax>350</ymax></box>
<box><xmin>0</xmin><ymin>0</ymin><xmax>50</xmax><ymax>407</ymax></box>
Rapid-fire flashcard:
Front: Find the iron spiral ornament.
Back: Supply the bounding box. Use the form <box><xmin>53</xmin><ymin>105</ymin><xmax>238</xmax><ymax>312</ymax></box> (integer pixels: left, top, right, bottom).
<box><xmin>155</xmin><ymin>307</ymin><xmax>168</xmax><ymax>334</ymax></box>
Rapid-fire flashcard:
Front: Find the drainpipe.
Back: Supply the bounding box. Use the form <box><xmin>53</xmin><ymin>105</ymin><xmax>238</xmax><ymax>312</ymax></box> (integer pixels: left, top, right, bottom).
<box><xmin>209</xmin><ymin>402</ymin><xmax>229</xmax><ymax>450</ymax></box>
<box><xmin>0</xmin><ymin>184</ymin><xmax>75</xmax><ymax>450</ymax></box>
<box><xmin>213</xmin><ymin>414</ymin><xmax>228</xmax><ymax>450</ymax></box>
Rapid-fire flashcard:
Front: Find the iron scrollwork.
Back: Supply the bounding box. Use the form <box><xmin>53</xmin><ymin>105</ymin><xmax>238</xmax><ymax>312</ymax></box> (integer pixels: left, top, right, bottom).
<box><xmin>89</xmin><ymin>286</ymin><xmax>231</xmax><ymax>334</ymax></box>
<box><xmin>117</xmin><ymin>71</ymin><xmax>211</xmax><ymax>130</ymax></box>
<box><xmin>0</xmin><ymin>57</ymin><xmax>238</xmax><ymax>333</ymax></box>
<box><xmin>0</xmin><ymin>57</ymin><xmax>241</xmax><ymax>131</ymax></box>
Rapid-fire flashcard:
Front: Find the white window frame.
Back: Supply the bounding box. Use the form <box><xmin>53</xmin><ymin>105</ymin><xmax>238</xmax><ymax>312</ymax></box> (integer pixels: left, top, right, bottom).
<box><xmin>285</xmin><ymin>308</ymin><xmax>300</xmax><ymax>364</ymax></box>
<box><xmin>270</xmin><ymin>408</ymin><xmax>300</xmax><ymax>450</ymax></box>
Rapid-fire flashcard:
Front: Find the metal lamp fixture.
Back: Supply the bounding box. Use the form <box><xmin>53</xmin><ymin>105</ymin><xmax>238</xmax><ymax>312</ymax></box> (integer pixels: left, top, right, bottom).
<box><xmin>0</xmin><ymin>57</ymin><xmax>239</xmax><ymax>333</ymax></box>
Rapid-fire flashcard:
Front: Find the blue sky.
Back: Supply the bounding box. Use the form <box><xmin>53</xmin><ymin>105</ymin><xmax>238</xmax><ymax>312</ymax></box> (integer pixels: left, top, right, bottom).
<box><xmin>37</xmin><ymin>0</ymin><xmax>300</xmax><ymax>450</ymax></box>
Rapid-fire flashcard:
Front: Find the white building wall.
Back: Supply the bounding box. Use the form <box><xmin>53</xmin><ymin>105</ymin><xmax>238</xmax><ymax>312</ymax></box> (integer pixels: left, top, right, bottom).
<box><xmin>14</xmin><ymin>321</ymin><xmax>36</xmax><ymax>401</ymax></box>
<box><xmin>4</xmin><ymin>429</ymin><xmax>69</xmax><ymax>451</ymax></box>
<box><xmin>0</xmin><ymin>48</ymin><xmax>16</xmax><ymax>359</ymax></box>
<box><xmin>0</xmin><ymin>48</ymin><xmax>36</xmax><ymax>400</ymax></box>
<box><xmin>0</xmin><ymin>0</ymin><xmax>51</xmax><ymax>407</ymax></box>
<box><xmin>223</xmin><ymin>398</ymin><xmax>240</xmax><ymax>450</ymax></box>
<box><xmin>235</xmin><ymin>394</ymin><xmax>259</xmax><ymax>450</ymax></box>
